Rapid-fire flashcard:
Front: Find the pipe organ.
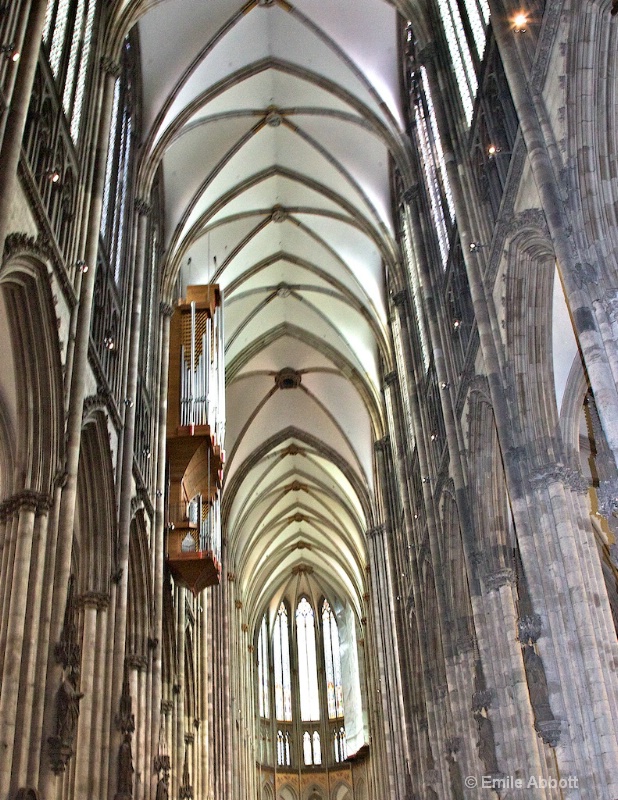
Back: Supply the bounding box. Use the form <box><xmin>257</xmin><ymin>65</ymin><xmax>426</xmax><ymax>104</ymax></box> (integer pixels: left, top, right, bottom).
<box><xmin>166</xmin><ymin>285</ymin><xmax>225</xmax><ymax>593</ymax></box>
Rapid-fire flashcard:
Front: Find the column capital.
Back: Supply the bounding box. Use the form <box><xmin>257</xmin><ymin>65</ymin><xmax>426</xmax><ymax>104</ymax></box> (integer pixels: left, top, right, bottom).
<box><xmin>79</xmin><ymin>591</ymin><xmax>110</xmax><ymax>610</ymax></box>
<box><xmin>160</xmin><ymin>301</ymin><xmax>175</xmax><ymax>318</ymax></box>
<box><xmin>392</xmin><ymin>288</ymin><xmax>409</xmax><ymax>308</ymax></box>
<box><xmin>402</xmin><ymin>184</ymin><xmax>421</xmax><ymax>205</ymax></box>
<box><xmin>373</xmin><ymin>436</ymin><xmax>390</xmax><ymax>453</ymax></box>
<box><xmin>0</xmin><ymin>488</ymin><xmax>52</xmax><ymax>518</ymax></box>
<box><xmin>383</xmin><ymin>371</ymin><xmax>398</xmax><ymax>388</ymax></box>
<box><xmin>126</xmin><ymin>653</ymin><xmax>148</xmax><ymax>671</ymax></box>
<box><xmin>482</xmin><ymin>568</ymin><xmax>514</xmax><ymax>594</ymax></box>
<box><xmin>366</xmin><ymin>523</ymin><xmax>386</xmax><ymax>540</ymax></box>
<box><xmin>135</xmin><ymin>197</ymin><xmax>152</xmax><ymax>216</ymax></box>
<box><xmin>417</xmin><ymin>43</ymin><xmax>437</xmax><ymax>66</ymax></box>
<box><xmin>100</xmin><ymin>55</ymin><xmax>121</xmax><ymax>77</ymax></box>
<box><xmin>517</xmin><ymin>613</ymin><xmax>542</xmax><ymax>644</ymax></box>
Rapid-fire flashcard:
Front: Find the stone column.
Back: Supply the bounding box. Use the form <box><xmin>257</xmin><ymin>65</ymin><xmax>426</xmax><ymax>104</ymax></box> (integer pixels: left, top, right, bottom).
<box><xmin>27</xmin><ymin>479</ymin><xmax>63</xmax><ymax>784</ymax></box>
<box><xmin>40</xmin><ymin>64</ymin><xmax>119</xmax><ymax>792</ymax></box>
<box><xmin>199</xmin><ymin>593</ymin><xmax>210</xmax><ymax>800</ymax></box>
<box><xmin>88</xmin><ymin>598</ymin><xmax>110</xmax><ymax>799</ymax></box>
<box><xmin>11</xmin><ymin>499</ymin><xmax>51</xmax><ymax>788</ymax></box>
<box><xmin>471</xmin><ymin>574</ymin><xmax>546</xmax><ymax>798</ymax></box>
<box><xmin>0</xmin><ymin>0</ymin><xmax>48</xmax><ymax>250</ymax></box>
<box><xmin>150</xmin><ymin>305</ymin><xmax>172</xmax><ymax>800</ymax></box>
<box><xmin>365</xmin><ymin>518</ymin><xmax>406</xmax><ymax>800</ymax></box>
<box><xmin>108</xmin><ymin>198</ymin><xmax>150</xmax><ymax>795</ymax></box>
<box><xmin>0</xmin><ymin>502</ymin><xmax>18</xmax><ymax>666</ymax></box>
<box><xmin>0</xmin><ymin>491</ymin><xmax>46</xmax><ymax>795</ymax></box>
<box><xmin>71</xmin><ymin>596</ymin><xmax>101</xmax><ymax>796</ymax></box>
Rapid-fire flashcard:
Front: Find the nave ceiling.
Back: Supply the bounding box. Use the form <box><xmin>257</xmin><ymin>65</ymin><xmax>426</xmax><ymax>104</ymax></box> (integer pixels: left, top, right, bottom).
<box><xmin>115</xmin><ymin>0</ymin><xmax>415</xmax><ymax>620</ymax></box>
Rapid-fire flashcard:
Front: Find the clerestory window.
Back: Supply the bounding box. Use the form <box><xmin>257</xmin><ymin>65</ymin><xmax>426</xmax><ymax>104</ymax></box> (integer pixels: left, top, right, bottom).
<box><xmin>256</xmin><ymin>595</ymin><xmax>349</xmax><ymax>768</ymax></box>
<box><xmin>43</xmin><ymin>0</ymin><xmax>98</xmax><ymax>140</ymax></box>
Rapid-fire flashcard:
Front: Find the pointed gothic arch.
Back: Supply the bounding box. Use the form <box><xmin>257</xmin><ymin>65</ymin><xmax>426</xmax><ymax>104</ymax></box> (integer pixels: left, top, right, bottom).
<box><xmin>0</xmin><ymin>255</ymin><xmax>65</xmax><ymax>494</ymax></box>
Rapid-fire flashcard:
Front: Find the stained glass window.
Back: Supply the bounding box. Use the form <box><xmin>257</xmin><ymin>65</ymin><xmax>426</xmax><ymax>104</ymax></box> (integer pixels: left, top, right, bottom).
<box><xmin>258</xmin><ymin>614</ymin><xmax>270</xmax><ymax>718</ymax></box>
<box><xmin>44</xmin><ymin>0</ymin><xmax>97</xmax><ymax>141</ymax></box>
<box><xmin>401</xmin><ymin>221</ymin><xmax>431</xmax><ymax>371</ymax></box>
<box><xmin>313</xmin><ymin>731</ymin><xmax>321</xmax><ymax>765</ymax></box>
<box><xmin>273</xmin><ymin>603</ymin><xmax>292</xmax><ymax>721</ymax></box>
<box><xmin>277</xmin><ymin>730</ymin><xmax>290</xmax><ymax>766</ymax></box>
<box><xmin>465</xmin><ymin>0</ymin><xmax>490</xmax><ymax>58</ymax></box>
<box><xmin>303</xmin><ymin>731</ymin><xmax>312</xmax><ymax>765</ymax></box>
<box><xmin>296</xmin><ymin>598</ymin><xmax>320</xmax><ymax>721</ymax></box>
<box><xmin>334</xmin><ymin>726</ymin><xmax>347</xmax><ymax>762</ymax></box>
<box><xmin>414</xmin><ymin>66</ymin><xmax>454</xmax><ymax>268</ymax></box>
<box><xmin>322</xmin><ymin>600</ymin><xmax>344</xmax><ymax>719</ymax></box>
<box><xmin>436</xmin><ymin>0</ymin><xmax>476</xmax><ymax>124</ymax></box>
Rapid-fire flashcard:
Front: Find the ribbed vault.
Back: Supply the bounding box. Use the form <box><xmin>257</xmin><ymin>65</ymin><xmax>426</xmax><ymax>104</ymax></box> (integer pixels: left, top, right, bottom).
<box><xmin>126</xmin><ymin>0</ymin><xmax>411</xmax><ymax>619</ymax></box>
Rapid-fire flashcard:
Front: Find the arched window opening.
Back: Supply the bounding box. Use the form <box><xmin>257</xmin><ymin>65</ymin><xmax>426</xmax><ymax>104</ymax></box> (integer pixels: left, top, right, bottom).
<box><xmin>436</xmin><ymin>0</ymin><xmax>477</xmax><ymax>124</ymax></box>
<box><xmin>255</xmin><ymin>592</ymin><xmax>364</xmax><ymax>772</ymax></box>
<box><xmin>411</xmin><ymin>65</ymin><xmax>454</xmax><ymax>269</ymax></box>
<box><xmin>334</xmin><ymin>727</ymin><xmax>347</xmax><ymax>762</ymax></box>
<box><xmin>322</xmin><ymin>600</ymin><xmax>344</xmax><ymax>719</ymax></box>
<box><xmin>312</xmin><ymin>731</ymin><xmax>321</xmax><ymax>765</ymax></box>
<box><xmin>302</xmin><ymin>730</ymin><xmax>322</xmax><ymax>766</ymax></box>
<box><xmin>43</xmin><ymin>0</ymin><xmax>97</xmax><ymax>140</ymax></box>
<box><xmin>277</xmin><ymin>730</ymin><xmax>291</xmax><ymax>766</ymax></box>
<box><xmin>465</xmin><ymin>0</ymin><xmax>491</xmax><ymax>58</ymax></box>
<box><xmin>296</xmin><ymin>597</ymin><xmax>320</xmax><ymax>722</ymax></box>
<box><xmin>258</xmin><ymin>614</ymin><xmax>270</xmax><ymax>719</ymax></box>
<box><xmin>274</xmin><ymin>603</ymin><xmax>292</xmax><ymax>722</ymax></box>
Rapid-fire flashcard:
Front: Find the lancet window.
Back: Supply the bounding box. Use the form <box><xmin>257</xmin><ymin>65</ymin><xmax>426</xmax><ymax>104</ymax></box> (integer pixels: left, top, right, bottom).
<box><xmin>256</xmin><ymin>596</ymin><xmax>349</xmax><ymax>768</ymax></box>
<box><xmin>43</xmin><ymin>0</ymin><xmax>98</xmax><ymax>139</ymax></box>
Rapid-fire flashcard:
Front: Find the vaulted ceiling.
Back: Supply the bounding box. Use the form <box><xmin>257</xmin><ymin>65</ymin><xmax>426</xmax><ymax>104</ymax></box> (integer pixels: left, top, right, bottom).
<box><xmin>128</xmin><ymin>0</ymin><xmax>412</xmax><ymax>622</ymax></box>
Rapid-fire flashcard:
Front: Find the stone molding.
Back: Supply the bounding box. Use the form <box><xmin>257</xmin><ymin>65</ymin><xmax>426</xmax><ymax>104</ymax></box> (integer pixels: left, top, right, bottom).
<box><xmin>366</xmin><ymin>523</ymin><xmax>386</xmax><ymax>540</ymax></box>
<box><xmin>100</xmin><ymin>56</ymin><xmax>121</xmax><ymax>77</ymax></box>
<box><xmin>126</xmin><ymin>654</ymin><xmax>148</xmax><ymax>671</ymax></box>
<box><xmin>483</xmin><ymin>568</ymin><xmax>514</xmax><ymax>593</ymax></box>
<box><xmin>135</xmin><ymin>197</ymin><xmax>152</xmax><ymax>216</ymax></box>
<box><xmin>518</xmin><ymin>613</ymin><xmax>542</xmax><ymax>644</ymax></box>
<box><xmin>0</xmin><ymin>489</ymin><xmax>52</xmax><ymax>519</ymax></box>
<box><xmin>3</xmin><ymin>231</ymin><xmax>54</xmax><ymax>264</ymax></box>
<box><xmin>78</xmin><ymin>591</ymin><xmax>110</xmax><ymax>610</ymax></box>
<box><xmin>472</xmin><ymin>689</ymin><xmax>495</xmax><ymax>712</ymax></box>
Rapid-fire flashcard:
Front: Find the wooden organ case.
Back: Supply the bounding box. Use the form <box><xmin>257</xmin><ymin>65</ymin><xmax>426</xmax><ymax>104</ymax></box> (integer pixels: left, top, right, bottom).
<box><xmin>166</xmin><ymin>285</ymin><xmax>225</xmax><ymax>593</ymax></box>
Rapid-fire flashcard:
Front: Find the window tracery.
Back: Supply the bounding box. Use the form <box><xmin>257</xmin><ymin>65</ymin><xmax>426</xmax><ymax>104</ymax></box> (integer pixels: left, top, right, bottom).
<box><xmin>43</xmin><ymin>0</ymin><xmax>97</xmax><ymax>140</ymax></box>
<box><xmin>322</xmin><ymin>600</ymin><xmax>343</xmax><ymax>719</ymax></box>
<box><xmin>296</xmin><ymin>597</ymin><xmax>319</xmax><ymax>722</ymax></box>
<box><xmin>256</xmin><ymin>594</ymin><xmax>351</xmax><ymax>769</ymax></box>
<box><xmin>273</xmin><ymin>603</ymin><xmax>292</xmax><ymax>722</ymax></box>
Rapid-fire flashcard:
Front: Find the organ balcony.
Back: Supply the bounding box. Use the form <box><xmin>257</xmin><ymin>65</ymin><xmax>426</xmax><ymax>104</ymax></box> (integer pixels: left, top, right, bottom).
<box><xmin>166</xmin><ymin>285</ymin><xmax>226</xmax><ymax>594</ymax></box>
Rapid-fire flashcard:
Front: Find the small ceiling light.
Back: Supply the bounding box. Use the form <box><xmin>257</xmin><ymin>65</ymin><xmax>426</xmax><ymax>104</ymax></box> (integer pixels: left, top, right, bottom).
<box><xmin>1</xmin><ymin>43</ymin><xmax>19</xmax><ymax>62</ymax></box>
<box><xmin>487</xmin><ymin>144</ymin><xmax>501</xmax><ymax>157</ymax></box>
<box><xmin>513</xmin><ymin>12</ymin><xmax>528</xmax><ymax>31</ymax></box>
<box><xmin>104</xmin><ymin>334</ymin><xmax>115</xmax><ymax>350</ymax></box>
<box><xmin>453</xmin><ymin>319</ymin><xmax>461</xmax><ymax>330</ymax></box>
<box><xmin>76</xmin><ymin>259</ymin><xmax>88</xmax><ymax>273</ymax></box>
<box><xmin>440</xmin><ymin>381</ymin><xmax>450</xmax><ymax>390</ymax></box>
<box><xmin>430</xmin><ymin>432</ymin><xmax>437</xmax><ymax>441</ymax></box>
<box><xmin>46</xmin><ymin>168</ymin><xmax>61</xmax><ymax>184</ymax></box>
